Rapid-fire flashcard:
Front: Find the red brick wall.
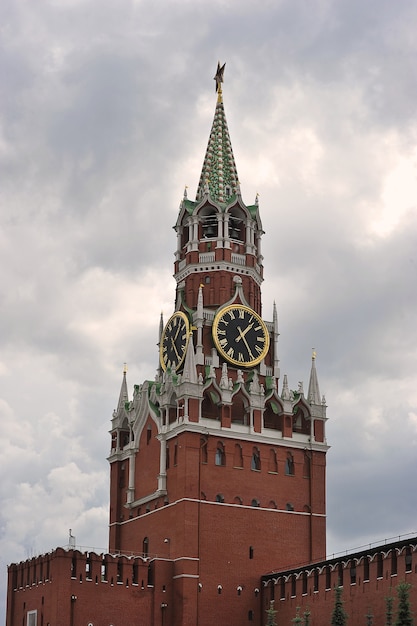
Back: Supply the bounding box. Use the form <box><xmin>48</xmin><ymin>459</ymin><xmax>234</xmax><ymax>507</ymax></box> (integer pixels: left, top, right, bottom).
<box><xmin>262</xmin><ymin>541</ymin><xmax>417</xmax><ymax>625</ymax></box>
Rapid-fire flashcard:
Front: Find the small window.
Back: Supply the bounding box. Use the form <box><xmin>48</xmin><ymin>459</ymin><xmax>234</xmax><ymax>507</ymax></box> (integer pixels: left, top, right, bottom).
<box><xmin>205</xmin><ymin>276</ymin><xmax>211</xmax><ymax>284</ymax></box>
<box><xmin>147</xmin><ymin>425</ymin><xmax>152</xmax><ymax>445</ymax></box>
<box><xmin>215</xmin><ymin>494</ymin><xmax>225</xmax><ymax>503</ymax></box>
<box><xmin>248</xmin><ymin>610</ymin><xmax>254</xmax><ymax>621</ymax></box>
<box><xmin>251</xmin><ymin>499</ymin><xmax>260</xmax><ymax>507</ymax></box>
<box><xmin>27</xmin><ymin>611</ymin><xmax>37</xmax><ymax>626</ymax></box>
<box><xmin>234</xmin><ymin>444</ymin><xmax>243</xmax><ymax>468</ymax></box>
<box><xmin>251</xmin><ymin>447</ymin><xmax>261</xmax><ymax>471</ymax></box>
<box><xmin>285</xmin><ymin>453</ymin><xmax>294</xmax><ymax>476</ymax></box>
<box><xmin>249</xmin><ymin>546</ymin><xmax>254</xmax><ymax>559</ymax></box>
<box><xmin>268</xmin><ymin>449</ymin><xmax>278</xmax><ymax>473</ymax></box>
<box><xmin>286</xmin><ymin>502</ymin><xmax>294</xmax><ymax>511</ymax></box>
<box><xmin>280</xmin><ymin>579</ymin><xmax>285</xmax><ymax>600</ymax></box>
<box><xmin>215</xmin><ymin>443</ymin><xmax>226</xmax><ymax>466</ymax></box>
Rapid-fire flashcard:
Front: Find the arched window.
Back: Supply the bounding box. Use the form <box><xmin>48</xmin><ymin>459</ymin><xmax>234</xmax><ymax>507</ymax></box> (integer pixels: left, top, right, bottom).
<box><xmin>215</xmin><ymin>442</ymin><xmax>226</xmax><ymax>466</ymax></box>
<box><xmin>201</xmin><ymin>209</ymin><xmax>218</xmax><ymax>239</ymax></box>
<box><xmin>215</xmin><ymin>494</ymin><xmax>225</xmax><ymax>503</ymax></box>
<box><xmin>268</xmin><ymin>449</ymin><xmax>278</xmax><ymax>473</ymax></box>
<box><xmin>285</xmin><ymin>453</ymin><xmax>294</xmax><ymax>476</ymax></box>
<box><xmin>251</xmin><ymin>498</ymin><xmax>260</xmax><ymax>507</ymax></box>
<box><xmin>228</xmin><ymin>208</ymin><xmax>245</xmax><ymax>242</ymax></box>
<box><xmin>251</xmin><ymin>447</ymin><xmax>261</xmax><ymax>471</ymax></box>
<box><xmin>234</xmin><ymin>443</ymin><xmax>243</xmax><ymax>468</ymax></box>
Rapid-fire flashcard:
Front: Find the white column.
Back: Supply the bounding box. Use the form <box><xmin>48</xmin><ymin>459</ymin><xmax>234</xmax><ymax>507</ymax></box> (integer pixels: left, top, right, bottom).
<box><xmin>127</xmin><ymin>451</ymin><xmax>136</xmax><ymax>503</ymax></box>
<box><xmin>158</xmin><ymin>435</ymin><xmax>167</xmax><ymax>491</ymax></box>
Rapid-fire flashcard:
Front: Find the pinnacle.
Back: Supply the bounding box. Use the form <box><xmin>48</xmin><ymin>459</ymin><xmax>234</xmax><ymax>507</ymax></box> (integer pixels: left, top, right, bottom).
<box><xmin>196</xmin><ymin>79</ymin><xmax>239</xmax><ymax>203</ymax></box>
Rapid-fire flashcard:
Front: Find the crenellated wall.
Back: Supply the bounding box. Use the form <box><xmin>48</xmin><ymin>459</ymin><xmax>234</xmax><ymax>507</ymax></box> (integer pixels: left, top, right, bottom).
<box><xmin>261</xmin><ymin>536</ymin><xmax>417</xmax><ymax>625</ymax></box>
<box><xmin>7</xmin><ymin>547</ymin><xmax>172</xmax><ymax>626</ymax></box>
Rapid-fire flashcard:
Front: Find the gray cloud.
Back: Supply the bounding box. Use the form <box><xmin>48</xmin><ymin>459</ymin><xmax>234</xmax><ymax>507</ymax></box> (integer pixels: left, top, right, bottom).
<box><xmin>1</xmin><ymin>0</ymin><xmax>417</xmax><ymax>619</ymax></box>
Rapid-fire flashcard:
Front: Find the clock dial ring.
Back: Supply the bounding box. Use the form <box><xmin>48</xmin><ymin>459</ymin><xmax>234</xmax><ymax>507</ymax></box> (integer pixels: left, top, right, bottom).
<box><xmin>212</xmin><ymin>304</ymin><xmax>270</xmax><ymax>367</ymax></box>
<box><xmin>160</xmin><ymin>311</ymin><xmax>190</xmax><ymax>371</ymax></box>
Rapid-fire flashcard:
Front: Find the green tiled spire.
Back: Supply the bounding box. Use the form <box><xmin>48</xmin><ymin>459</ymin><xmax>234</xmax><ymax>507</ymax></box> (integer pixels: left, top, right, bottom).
<box><xmin>196</xmin><ymin>64</ymin><xmax>239</xmax><ymax>203</ymax></box>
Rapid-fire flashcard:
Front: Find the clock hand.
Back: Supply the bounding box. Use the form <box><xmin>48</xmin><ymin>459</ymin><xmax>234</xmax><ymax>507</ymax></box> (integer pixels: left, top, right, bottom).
<box><xmin>173</xmin><ymin>320</ymin><xmax>183</xmax><ymax>341</ymax></box>
<box><xmin>236</xmin><ymin>327</ymin><xmax>254</xmax><ymax>360</ymax></box>
<box><xmin>171</xmin><ymin>338</ymin><xmax>181</xmax><ymax>361</ymax></box>
<box><xmin>235</xmin><ymin>323</ymin><xmax>254</xmax><ymax>343</ymax></box>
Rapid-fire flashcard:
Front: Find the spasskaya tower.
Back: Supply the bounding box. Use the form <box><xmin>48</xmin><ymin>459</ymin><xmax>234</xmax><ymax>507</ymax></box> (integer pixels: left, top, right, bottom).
<box><xmin>108</xmin><ymin>63</ymin><xmax>329</xmax><ymax>626</ymax></box>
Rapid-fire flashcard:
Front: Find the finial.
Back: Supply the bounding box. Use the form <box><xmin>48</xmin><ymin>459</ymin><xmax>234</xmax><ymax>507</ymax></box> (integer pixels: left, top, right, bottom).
<box><xmin>312</xmin><ymin>348</ymin><xmax>316</xmax><ymax>361</ymax></box>
<box><xmin>214</xmin><ymin>61</ymin><xmax>226</xmax><ymax>102</ymax></box>
<box><xmin>123</xmin><ymin>363</ymin><xmax>128</xmax><ymax>374</ymax></box>
<box><xmin>183</xmin><ymin>185</ymin><xmax>188</xmax><ymax>199</ymax></box>
<box><xmin>255</xmin><ymin>192</ymin><xmax>259</xmax><ymax>205</ymax></box>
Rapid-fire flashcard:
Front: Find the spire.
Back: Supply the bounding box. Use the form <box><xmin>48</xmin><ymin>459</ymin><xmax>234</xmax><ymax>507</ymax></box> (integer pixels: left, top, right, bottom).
<box><xmin>196</xmin><ymin>62</ymin><xmax>239</xmax><ymax>203</ymax></box>
<box><xmin>307</xmin><ymin>349</ymin><xmax>321</xmax><ymax>405</ymax></box>
<box><xmin>281</xmin><ymin>374</ymin><xmax>291</xmax><ymax>401</ymax></box>
<box><xmin>116</xmin><ymin>364</ymin><xmax>129</xmax><ymax>413</ymax></box>
<box><xmin>182</xmin><ymin>332</ymin><xmax>198</xmax><ymax>384</ymax></box>
<box><xmin>159</xmin><ymin>312</ymin><xmax>164</xmax><ymax>342</ymax></box>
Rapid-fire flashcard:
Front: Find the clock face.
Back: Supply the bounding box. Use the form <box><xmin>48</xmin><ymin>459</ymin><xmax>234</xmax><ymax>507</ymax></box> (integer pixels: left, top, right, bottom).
<box><xmin>160</xmin><ymin>311</ymin><xmax>190</xmax><ymax>371</ymax></box>
<box><xmin>212</xmin><ymin>305</ymin><xmax>270</xmax><ymax>367</ymax></box>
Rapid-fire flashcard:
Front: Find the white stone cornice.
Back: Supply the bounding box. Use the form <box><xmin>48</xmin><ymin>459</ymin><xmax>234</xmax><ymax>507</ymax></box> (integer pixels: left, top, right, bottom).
<box><xmin>174</xmin><ymin>259</ymin><xmax>263</xmax><ymax>287</ymax></box>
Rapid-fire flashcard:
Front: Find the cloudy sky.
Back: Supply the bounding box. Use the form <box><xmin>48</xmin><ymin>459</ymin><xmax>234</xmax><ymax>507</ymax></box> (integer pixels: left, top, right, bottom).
<box><xmin>1</xmin><ymin>0</ymin><xmax>417</xmax><ymax>617</ymax></box>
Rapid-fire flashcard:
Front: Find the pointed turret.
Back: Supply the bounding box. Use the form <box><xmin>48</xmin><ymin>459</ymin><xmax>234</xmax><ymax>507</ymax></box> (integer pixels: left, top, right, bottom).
<box><xmin>196</xmin><ymin>63</ymin><xmax>239</xmax><ymax>203</ymax></box>
<box><xmin>182</xmin><ymin>332</ymin><xmax>198</xmax><ymax>384</ymax></box>
<box><xmin>307</xmin><ymin>350</ymin><xmax>321</xmax><ymax>405</ymax></box>
<box><xmin>116</xmin><ymin>365</ymin><xmax>129</xmax><ymax>414</ymax></box>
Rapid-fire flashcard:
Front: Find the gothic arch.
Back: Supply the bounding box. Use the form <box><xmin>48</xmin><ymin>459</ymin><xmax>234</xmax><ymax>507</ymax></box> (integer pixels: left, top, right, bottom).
<box><xmin>263</xmin><ymin>395</ymin><xmax>283</xmax><ymax>431</ymax></box>
<box><xmin>231</xmin><ymin>390</ymin><xmax>249</xmax><ymax>425</ymax></box>
<box><xmin>292</xmin><ymin>403</ymin><xmax>310</xmax><ymax>435</ymax></box>
<box><xmin>202</xmin><ymin>387</ymin><xmax>221</xmax><ymax>420</ymax></box>
<box><xmin>197</xmin><ymin>204</ymin><xmax>220</xmax><ymax>240</ymax></box>
<box><xmin>227</xmin><ymin>204</ymin><xmax>247</xmax><ymax>242</ymax></box>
